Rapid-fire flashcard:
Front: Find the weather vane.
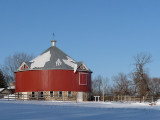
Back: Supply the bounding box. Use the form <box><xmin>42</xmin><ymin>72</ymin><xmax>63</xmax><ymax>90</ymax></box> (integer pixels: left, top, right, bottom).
<box><xmin>53</xmin><ymin>32</ymin><xmax>55</xmax><ymax>39</ymax></box>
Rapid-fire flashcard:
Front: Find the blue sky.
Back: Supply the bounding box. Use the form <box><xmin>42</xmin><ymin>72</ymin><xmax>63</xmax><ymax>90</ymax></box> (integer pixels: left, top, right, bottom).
<box><xmin>0</xmin><ymin>0</ymin><xmax>160</xmax><ymax>80</ymax></box>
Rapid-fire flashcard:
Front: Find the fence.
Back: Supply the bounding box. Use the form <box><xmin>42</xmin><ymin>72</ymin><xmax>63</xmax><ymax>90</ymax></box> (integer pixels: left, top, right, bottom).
<box><xmin>103</xmin><ymin>95</ymin><xmax>160</xmax><ymax>103</ymax></box>
<box><xmin>1</xmin><ymin>92</ymin><xmax>160</xmax><ymax>103</ymax></box>
<box><xmin>0</xmin><ymin>93</ymin><xmax>77</xmax><ymax>101</ymax></box>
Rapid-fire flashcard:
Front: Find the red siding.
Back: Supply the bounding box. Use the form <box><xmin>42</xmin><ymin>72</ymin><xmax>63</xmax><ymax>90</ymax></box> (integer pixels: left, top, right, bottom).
<box><xmin>20</xmin><ymin>66</ymin><xmax>23</xmax><ymax>70</ymax></box>
<box><xmin>15</xmin><ymin>70</ymin><xmax>91</xmax><ymax>92</ymax></box>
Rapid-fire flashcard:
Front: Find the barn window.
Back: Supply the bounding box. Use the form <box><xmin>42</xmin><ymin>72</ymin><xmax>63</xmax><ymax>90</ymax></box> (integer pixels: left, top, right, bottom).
<box><xmin>79</xmin><ymin>73</ymin><xmax>88</xmax><ymax>85</ymax></box>
<box><xmin>50</xmin><ymin>91</ymin><xmax>54</xmax><ymax>97</ymax></box>
<box><xmin>68</xmin><ymin>91</ymin><xmax>72</xmax><ymax>97</ymax></box>
<box><xmin>31</xmin><ymin>92</ymin><xmax>35</xmax><ymax>98</ymax></box>
<box><xmin>59</xmin><ymin>91</ymin><xmax>62</xmax><ymax>97</ymax></box>
<box><xmin>19</xmin><ymin>63</ymin><xmax>29</xmax><ymax>70</ymax></box>
<box><xmin>39</xmin><ymin>92</ymin><xmax>44</xmax><ymax>98</ymax></box>
<box><xmin>24</xmin><ymin>64</ymin><xmax>26</xmax><ymax>69</ymax></box>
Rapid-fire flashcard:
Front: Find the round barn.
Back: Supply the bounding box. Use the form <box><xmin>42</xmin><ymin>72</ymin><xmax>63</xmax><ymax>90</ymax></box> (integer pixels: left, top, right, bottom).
<box><xmin>15</xmin><ymin>40</ymin><xmax>92</xmax><ymax>101</ymax></box>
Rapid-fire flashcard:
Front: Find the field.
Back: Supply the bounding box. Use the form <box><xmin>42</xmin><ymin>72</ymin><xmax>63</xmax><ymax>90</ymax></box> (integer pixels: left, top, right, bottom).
<box><xmin>0</xmin><ymin>100</ymin><xmax>160</xmax><ymax>120</ymax></box>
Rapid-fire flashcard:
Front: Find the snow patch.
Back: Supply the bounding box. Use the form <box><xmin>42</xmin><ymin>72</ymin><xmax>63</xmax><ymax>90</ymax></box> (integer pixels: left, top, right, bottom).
<box><xmin>63</xmin><ymin>56</ymin><xmax>78</xmax><ymax>73</ymax></box>
<box><xmin>7</xmin><ymin>86</ymin><xmax>15</xmax><ymax>89</ymax></box>
<box><xmin>30</xmin><ymin>51</ymin><xmax>51</xmax><ymax>69</ymax></box>
<box><xmin>1</xmin><ymin>100</ymin><xmax>160</xmax><ymax>120</ymax></box>
<box><xmin>0</xmin><ymin>88</ymin><xmax>5</xmax><ymax>92</ymax></box>
<box><xmin>56</xmin><ymin>59</ymin><xmax>62</xmax><ymax>66</ymax></box>
<box><xmin>156</xmin><ymin>99</ymin><xmax>160</xmax><ymax>105</ymax></box>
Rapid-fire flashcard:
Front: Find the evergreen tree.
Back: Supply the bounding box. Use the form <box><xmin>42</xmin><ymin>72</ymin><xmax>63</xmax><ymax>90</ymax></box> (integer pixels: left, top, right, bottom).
<box><xmin>0</xmin><ymin>70</ymin><xmax>7</xmax><ymax>88</ymax></box>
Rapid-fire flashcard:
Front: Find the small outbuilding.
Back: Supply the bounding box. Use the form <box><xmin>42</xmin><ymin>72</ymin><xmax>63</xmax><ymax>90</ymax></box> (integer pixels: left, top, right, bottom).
<box><xmin>15</xmin><ymin>40</ymin><xmax>92</xmax><ymax>101</ymax></box>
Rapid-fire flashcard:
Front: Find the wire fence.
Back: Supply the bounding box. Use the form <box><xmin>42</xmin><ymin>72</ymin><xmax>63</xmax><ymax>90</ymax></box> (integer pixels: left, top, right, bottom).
<box><xmin>103</xmin><ymin>95</ymin><xmax>160</xmax><ymax>103</ymax></box>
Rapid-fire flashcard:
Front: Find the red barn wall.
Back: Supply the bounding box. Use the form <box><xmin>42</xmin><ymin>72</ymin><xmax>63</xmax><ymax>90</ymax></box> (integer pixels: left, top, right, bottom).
<box><xmin>15</xmin><ymin>70</ymin><xmax>91</xmax><ymax>93</ymax></box>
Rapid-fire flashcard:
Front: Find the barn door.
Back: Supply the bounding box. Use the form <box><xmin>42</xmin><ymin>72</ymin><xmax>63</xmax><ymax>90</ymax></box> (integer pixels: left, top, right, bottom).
<box><xmin>77</xmin><ymin>92</ymin><xmax>83</xmax><ymax>102</ymax></box>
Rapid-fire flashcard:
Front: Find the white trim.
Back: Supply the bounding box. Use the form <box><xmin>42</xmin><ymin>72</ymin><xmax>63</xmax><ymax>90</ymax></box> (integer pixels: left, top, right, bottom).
<box><xmin>18</xmin><ymin>62</ymin><xmax>29</xmax><ymax>71</ymax></box>
<box><xmin>79</xmin><ymin>72</ymin><xmax>88</xmax><ymax>85</ymax></box>
<box><xmin>80</xmin><ymin>64</ymin><xmax>89</xmax><ymax>70</ymax></box>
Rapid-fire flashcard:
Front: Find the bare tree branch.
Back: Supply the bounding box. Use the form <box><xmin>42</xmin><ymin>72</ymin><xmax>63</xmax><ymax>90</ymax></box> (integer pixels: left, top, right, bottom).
<box><xmin>1</xmin><ymin>52</ymin><xmax>34</xmax><ymax>84</ymax></box>
<box><xmin>132</xmin><ymin>53</ymin><xmax>152</xmax><ymax>100</ymax></box>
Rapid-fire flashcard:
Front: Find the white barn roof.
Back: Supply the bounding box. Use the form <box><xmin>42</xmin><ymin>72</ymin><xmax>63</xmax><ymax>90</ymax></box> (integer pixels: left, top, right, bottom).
<box><xmin>19</xmin><ymin>40</ymin><xmax>91</xmax><ymax>73</ymax></box>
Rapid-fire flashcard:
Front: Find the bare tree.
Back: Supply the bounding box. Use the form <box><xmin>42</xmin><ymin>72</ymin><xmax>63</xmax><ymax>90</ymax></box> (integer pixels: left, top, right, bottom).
<box><xmin>1</xmin><ymin>52</ymin><xmax>34</xmax><ymax>84</ymax></box>
<box><xmin>132</xmin><ymin>53</ymin><xmax>151</xmax><ymax>100</ymax></box>
<box><xmin>92</xmin><ymin>75</ymin><xmax>102</xmax><ymax>96</ymax></box>
<box><xmin>92</xmin><ymin>75</ymin><xmax>109</xmax><ymax>97</ymax></box>
<box><xmin>103</xmin><ymin>78</ymin><xmax>110</xmax><ymax>95</ymax></box>
<box><xmin>149</xmin><ymin>78</ymin><xmax>160</xmax><ymax>97</ymax></box>
<box><xmin>111</xmin><ymin>73</ymin><xmax>132</xmax><ymax>96</ymax></box>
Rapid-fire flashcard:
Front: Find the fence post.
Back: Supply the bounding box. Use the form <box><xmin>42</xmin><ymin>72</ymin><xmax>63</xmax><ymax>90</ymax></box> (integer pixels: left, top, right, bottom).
<box><xmin>62</xmin><ymin>91</ymin><xmax>64</xmax><ymax>101</ymax></box>
<box><xmin>23</xmin><ymin>93</ymin><xmax>24</xmax><ymax>101</ymax></box>
<box><xmin>129</xmin><ymin>96</ymin><xmax>131</xmax><ymax>102</ymax></box>
<box><xmin>143</xmin><ymin>96</ymin><xmax>144</xmax><ymax>103</ymax></box>
<box><xmin>103</xmin><ymin>83</ymin><xmax>104</xmax><ymax>102</ymax></box>
<box><xmin>8</xmin><ymin>92</ymin><xmax>9</xmax><ymax>101</ymax></box>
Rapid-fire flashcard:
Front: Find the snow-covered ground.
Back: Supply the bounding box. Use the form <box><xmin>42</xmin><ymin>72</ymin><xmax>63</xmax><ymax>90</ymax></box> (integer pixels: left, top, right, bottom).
<box><xmin>0</xmin><ymin>100</ymin><xmax>160</xmax><ymax>120</ymax></box>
